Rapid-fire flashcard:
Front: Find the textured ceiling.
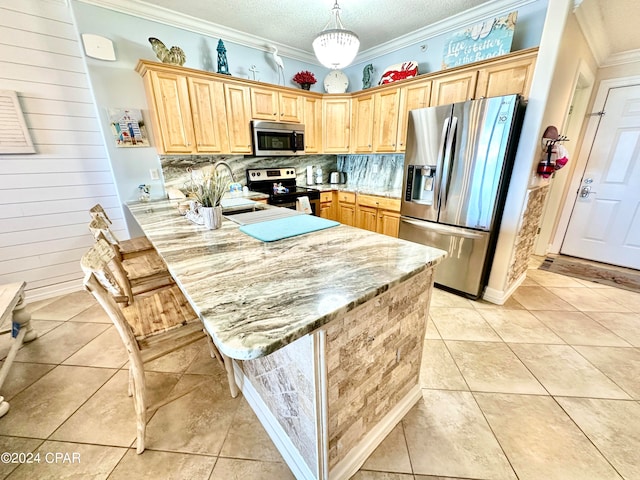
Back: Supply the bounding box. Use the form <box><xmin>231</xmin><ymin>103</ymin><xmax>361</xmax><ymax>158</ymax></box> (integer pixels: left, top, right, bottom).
<box><xmin>79</xmin><ymin>0</ymin><xmax>640</xmax><ymax>65</ymax></box>
<box><xmin>145</xmin><ymin>0</ymin><xmax>492</xmax><ymax>54</ymax></box>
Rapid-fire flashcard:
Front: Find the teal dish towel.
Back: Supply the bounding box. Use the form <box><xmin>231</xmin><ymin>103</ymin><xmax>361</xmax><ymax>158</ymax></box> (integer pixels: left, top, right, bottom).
<box><xmin>239</xmin><ymin>215</ymin><xmax>340</xmax><ymax>242</ymax></box>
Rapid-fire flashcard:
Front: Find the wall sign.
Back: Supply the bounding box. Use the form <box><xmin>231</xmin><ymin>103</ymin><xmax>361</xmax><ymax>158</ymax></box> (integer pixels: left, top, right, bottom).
<box><xmin>442</xmin><ymin>11</ymin><xmax>518</xmax><ymax>69</ymax></box>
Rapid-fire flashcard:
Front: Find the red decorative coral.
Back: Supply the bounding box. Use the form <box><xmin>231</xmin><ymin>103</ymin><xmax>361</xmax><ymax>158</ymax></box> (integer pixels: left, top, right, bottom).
<box><xmin>292</xmin><ymin>70</ymin><xmax>317</xmax><ymax>85</ymax></box>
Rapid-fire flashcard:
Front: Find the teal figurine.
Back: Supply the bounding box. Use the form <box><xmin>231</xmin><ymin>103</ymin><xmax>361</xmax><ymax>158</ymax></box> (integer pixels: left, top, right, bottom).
<box><xmin>216</xmin><ymin>39</ymin><xmax>230</xmax><ymax>75</ymax></box>
<box><xmin>362</xmin><ymin>63</ymin><xmax>374</xmax><ymax>89</ymax></box>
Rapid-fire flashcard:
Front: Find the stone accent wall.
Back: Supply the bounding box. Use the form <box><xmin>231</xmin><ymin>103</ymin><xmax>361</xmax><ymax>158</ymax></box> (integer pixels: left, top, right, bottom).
<box><xmin>506</xmin><ymin>185</ymin><xmax>550</xmax><ymax>286</ymax></box>
<box><xmin>324</xmin><ymin>268</ymin><xmax>433</xmax><ymax>469</ymax></box>
<box><xmin>241</xmin><ymin>335</ymin><xmax>318</xmax><ymax>471</ymax></box>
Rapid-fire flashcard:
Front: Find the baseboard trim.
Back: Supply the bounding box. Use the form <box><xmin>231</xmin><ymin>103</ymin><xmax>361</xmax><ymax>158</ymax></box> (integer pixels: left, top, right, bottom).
<box><xmin>233</xmin><ymin>361</ymin><xmax>317</xmax><ymax>480</ymax></box>
<box><xmin>328</xmin><ymin>385</ymin><xmax>422</xmax><ymax>480</ymax></box>
<box><xmin>25</xmin><ymin>280</ymin><xmax>83</xmax><ymax>304</ymax></box>
<box><xmin>483</xmin><ymin>272</ymin><xmax>526</xmax><ymax>305</ymax></box>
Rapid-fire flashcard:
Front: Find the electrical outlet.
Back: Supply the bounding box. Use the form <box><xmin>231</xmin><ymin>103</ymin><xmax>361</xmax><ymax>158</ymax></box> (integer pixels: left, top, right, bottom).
<box><xmin>149</xmin><ymin>168</ymin><xmax>159</xmax><ymax>180</ymax></box>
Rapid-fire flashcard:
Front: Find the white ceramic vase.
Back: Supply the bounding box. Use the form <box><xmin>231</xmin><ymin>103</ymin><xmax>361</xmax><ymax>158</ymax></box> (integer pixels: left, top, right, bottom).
<box><xmin>201</xmin><ymin>206</ymin><xmax>222</xmax><ymax>230</ymax></box>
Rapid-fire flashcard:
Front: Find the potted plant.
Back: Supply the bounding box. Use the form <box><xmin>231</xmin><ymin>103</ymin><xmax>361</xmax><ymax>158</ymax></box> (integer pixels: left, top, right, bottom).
<box><xmin>292</xmin><ymin>70</ymin><xmax>317</xmax><ymax>90</ymax></box>
<box><xmin>186</xmin><ymin>167</ymin><xmax>230</xmax><ymax>229</ymax></box>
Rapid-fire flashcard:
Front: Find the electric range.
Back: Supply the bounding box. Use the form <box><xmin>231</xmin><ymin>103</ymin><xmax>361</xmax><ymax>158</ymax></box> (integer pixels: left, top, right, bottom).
<box><xmin>246</xmin><ymin>168</ymin><xmax>320</xmax><ymax>215</ymax></box>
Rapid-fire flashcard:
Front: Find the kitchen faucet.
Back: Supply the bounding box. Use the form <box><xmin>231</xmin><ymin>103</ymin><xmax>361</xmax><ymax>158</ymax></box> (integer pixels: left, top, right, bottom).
<box><xmin>213</xmin><ymin>161</ymin><xmax>236</xmax><ymax>183</ymax></box>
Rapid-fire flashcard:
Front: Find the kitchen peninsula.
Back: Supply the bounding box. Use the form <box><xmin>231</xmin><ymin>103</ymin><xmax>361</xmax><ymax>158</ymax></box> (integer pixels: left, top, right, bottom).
<box><xmin>126</xmin><ymin>200</ymin><xmax>446</xmax><ymax>480</ymax></box>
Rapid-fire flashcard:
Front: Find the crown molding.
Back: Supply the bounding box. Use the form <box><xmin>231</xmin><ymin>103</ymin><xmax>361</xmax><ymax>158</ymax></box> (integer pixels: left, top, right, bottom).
<box><xmin>74</xmin><ymin>0</ymin><xmax>317</xmax><ymax>63</ymax></box>
<box><xmin>601</xmin><ymin>48</ymin><xmax>640</xmax><ymax>67</ymax></box>
<box><xmin>355</xmin><ymin>0</ymin><xmax>537</xmax><ymax>64</ymax></box>
<box><xmin>76</xmin><ymin>0</ymin><xmax>536</xmax><ymax>67</ymax></box>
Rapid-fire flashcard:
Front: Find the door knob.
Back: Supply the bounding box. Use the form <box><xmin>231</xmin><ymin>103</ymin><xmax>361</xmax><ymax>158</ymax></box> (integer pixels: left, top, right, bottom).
<box><xmin>580</xmin><ymin>185</ymin><xmax>597</xmax><ymax>198</ymax></box>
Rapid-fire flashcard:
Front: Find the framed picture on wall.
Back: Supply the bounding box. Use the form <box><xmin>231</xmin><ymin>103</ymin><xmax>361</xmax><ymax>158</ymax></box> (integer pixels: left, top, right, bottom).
<box><xmin>442</xmin><ymin>11</ymin><xmax>518</xmax><ymax>69</ymax></box>
<box><xmin>108</xmin><ymin>108</ymin><xmax>150</xmax><ymax>147</ymax></box>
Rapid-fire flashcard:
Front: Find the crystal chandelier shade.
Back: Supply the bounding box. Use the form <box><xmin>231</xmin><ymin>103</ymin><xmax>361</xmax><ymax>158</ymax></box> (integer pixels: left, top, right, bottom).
<box><xmin>312</xmin><ymin>1</ymin><xmax>360</xmax><ymax>69</ymax></box>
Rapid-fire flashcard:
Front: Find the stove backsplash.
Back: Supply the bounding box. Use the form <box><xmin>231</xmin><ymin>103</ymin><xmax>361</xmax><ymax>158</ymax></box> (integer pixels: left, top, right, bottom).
<box><xmin>337</xmin><ymin>154</ymin><xmax>404</xmax><ymax>191</ymax></box>
<box><xmin>159</xmin><ymin>153</ymin><xmax>404</xmax><ymax>196</ymax></box>
<box><xmin>160</xmin><ymin>154</ymin><xmax>338</xmax><ymax>194</ymax></box>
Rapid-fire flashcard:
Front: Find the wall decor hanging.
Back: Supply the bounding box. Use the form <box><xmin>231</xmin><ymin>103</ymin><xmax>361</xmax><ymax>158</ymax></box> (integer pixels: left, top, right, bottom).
<box><xmin>442</xmin><ymin>11</ymin><xmax>517</xmax><ymax>69</ymax></box>
<box><xmin>108</xmin><ymin>108</ymin><xmax>150</xmax><ymax>147</ymax></box>
<box><xmin>537</xmin><ymin>125</ymin><xmax>569</xmax><ymax>178</ymax></box>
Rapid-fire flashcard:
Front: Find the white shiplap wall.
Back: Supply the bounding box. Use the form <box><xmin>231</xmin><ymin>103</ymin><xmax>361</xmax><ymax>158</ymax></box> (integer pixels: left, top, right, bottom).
<box><xmin>0</xmin><ymin>0</ymin><xmax>123</xmax><ymax>301</ymax></box>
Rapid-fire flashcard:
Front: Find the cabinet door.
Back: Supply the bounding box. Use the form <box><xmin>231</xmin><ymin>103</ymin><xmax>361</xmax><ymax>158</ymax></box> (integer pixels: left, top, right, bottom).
<box><xmin>476</xmin><ymin>54</ymin><xmax>537</xmax><ymax>99</ymax></box>
<box><xmin>148</xmin><ymin>71</ymin><xmax>195</xmax><ymax>153</ymax></box>
<box><xmin>250</xmin><ymin>87</ymin><xmax>278</xmax><ymax>120</ymax></box>
<box><xmin>279</xmin><ymin>91</ymin><xmax>303</xmax><ymax>123</ymax></box>
<box><xmin>337</xmin><ymin>191</ymin><xmax>356</xmax><ymax>226</ymax></box>
<box><xmin>322</xmin><ymin>97</ymin><xmax>351</xmax><ymax>153</ymax></box>
<box><xmin>356</xmin><ymin>204</ymin><xmax>378</xmax><ymax>232</ymax></box>
<box><xmin>188</xmin><ymin>77</ymin><xmax>229</xmax><ymax>153</ymax></box>
<box><xmin>397</xmin><ymin>80</ymin><xmax>432</xmax><ymax>151</ymax></box>
<box><xmin>373</xmin><ymin>88</ymin><xmax>401</xmax><ymax>152</ymax></box>
<box><xmin>351</xmin><ymin>94</ymin><xmax>374</xmax><ymax>153</ymax></box>
<box><xmin>224</xmin><ymin>84</ymin><xmax>253</xmax><ymax>154</ymax></box>
<box><xmin>430</xmin><ymin>71</ymin><xmax>478</xmax><ymax>106</ymax></box>
<box><xmin>303</xmin><ymin>96</ymin><xmax>322</xmax><ymax>154</ymax></box>
<box><xmin>377</xmin><ymin>209</ymin><xmax>401</xmax><ymax>237</ymax></box>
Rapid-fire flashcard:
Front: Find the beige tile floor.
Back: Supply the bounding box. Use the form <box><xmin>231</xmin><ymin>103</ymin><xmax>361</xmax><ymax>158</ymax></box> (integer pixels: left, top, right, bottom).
<box><xmin>0</xmin><ymin>259</ymin><xmax>639</xmax><ymax>479</ymax></box>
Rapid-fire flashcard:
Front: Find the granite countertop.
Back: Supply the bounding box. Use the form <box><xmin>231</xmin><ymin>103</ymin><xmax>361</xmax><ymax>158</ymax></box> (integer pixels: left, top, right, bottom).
<box><xmin>126</xmin><ymin>200</ymin><xmax>445</xmax><ymax>360</ymax></box>
<box><xmin>311</xmin><ymin>183</ymin><xmax>402</xmax><ymax>199</ymax></box>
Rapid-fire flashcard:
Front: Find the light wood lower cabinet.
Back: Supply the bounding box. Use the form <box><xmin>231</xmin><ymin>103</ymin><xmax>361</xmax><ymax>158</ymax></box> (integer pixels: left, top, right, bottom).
<box><xmin>356</xmin><ymin>194</ymin><xmax>401</xmax><ymax>237</ymax></box>
<box><xmin>336</xmin><ymin>191</ymin><xmax>356</xmax><ymax>226</ymax></box>
<box><xmin>319</xmin><ymin>191</ymin><xmax>334</xmax><ymax>219</ymax></box>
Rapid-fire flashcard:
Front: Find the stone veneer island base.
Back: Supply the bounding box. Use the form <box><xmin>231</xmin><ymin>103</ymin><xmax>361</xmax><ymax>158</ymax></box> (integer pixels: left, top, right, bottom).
<box><xmin>236</xmin><ymin>267</ymin><xmax>433</xmax><ymax>480</ymax></box>
<box><xmin>125</xmin><ymin>200</ymin><xmax>445</xmax><ymax>480</ymax></box>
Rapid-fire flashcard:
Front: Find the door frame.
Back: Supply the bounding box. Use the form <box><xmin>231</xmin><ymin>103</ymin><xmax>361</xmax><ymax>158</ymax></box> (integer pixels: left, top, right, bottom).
<box><xmin>551</xmin><ymin>74</ymin><xmax>640</xmax><ymax>253</ymax></box>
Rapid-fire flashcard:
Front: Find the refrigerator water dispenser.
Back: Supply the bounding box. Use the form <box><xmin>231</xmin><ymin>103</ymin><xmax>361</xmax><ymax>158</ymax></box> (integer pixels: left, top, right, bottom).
<box><xmin>405</xmin><ymin>165</ymin><xmax>436</xmax><ymax>205</ymax></box>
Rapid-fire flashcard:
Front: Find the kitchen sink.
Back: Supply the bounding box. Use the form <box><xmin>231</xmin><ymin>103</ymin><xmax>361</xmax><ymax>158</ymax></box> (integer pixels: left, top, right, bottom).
<box><xmin>223</xmin><ymin>206</ymin><xmax>302</xmax><ymax>225</ymax></box>
<box><xmin>221</xmin><ymin>203</ymin><xmax>267</xmax><ymax>216</ymax></box>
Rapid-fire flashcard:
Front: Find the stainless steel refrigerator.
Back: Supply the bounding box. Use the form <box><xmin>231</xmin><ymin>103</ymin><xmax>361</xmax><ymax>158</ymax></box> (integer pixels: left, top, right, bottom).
<box><xmin>398</xmin><ymin>94</ymin><xmax>525</xmax><ymax>299</ymax></box>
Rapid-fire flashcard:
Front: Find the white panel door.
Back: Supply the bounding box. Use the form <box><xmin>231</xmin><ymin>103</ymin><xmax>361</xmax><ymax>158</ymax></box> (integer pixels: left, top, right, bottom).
<box><xmin>561</xmin><ymin>84</ymin><xmax>640</xmax><ymax>268</ymax></box>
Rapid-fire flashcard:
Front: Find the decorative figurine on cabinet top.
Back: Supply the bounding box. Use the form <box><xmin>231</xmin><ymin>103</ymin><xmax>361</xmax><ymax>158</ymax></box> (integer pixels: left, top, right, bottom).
<box><xmin>217</xmin><ymin>39</ymin><xmax>230</xmax><ymax>75</ymax></box>
<box><xmin>362</xmin><ymin>63</ymin><xmax>374</xmax><ymax>89</ymax></box>
<box><xmin>148</xmin><ymin>37</ymin><xmax>186</xmax><ymax>66</ymax></box>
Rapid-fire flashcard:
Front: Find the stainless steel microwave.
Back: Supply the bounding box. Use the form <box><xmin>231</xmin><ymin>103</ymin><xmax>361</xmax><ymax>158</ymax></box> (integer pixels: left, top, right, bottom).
<box><xmin>251</xmin><ymin>120</ymin><xmax>305</xmax><ymax>156</ymax></box>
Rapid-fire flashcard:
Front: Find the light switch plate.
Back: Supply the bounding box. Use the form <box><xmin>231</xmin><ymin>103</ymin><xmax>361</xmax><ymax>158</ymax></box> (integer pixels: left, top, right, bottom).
<box><xmin>81</xmin><ymin>34</ymin><xmax>116</xmax><ymax>61</ymax></box>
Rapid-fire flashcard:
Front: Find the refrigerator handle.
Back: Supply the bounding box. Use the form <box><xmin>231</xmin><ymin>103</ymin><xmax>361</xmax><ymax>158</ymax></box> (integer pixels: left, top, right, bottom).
<box><xmin>440</xmin><ymin>116</ymin><xmax>458</xmax><ymax>208</ymax></box>
<box><xmin>401</xmin><ymin>217</ymin><xmax>485</xmax><ymax>239</ymax></box>
<box><xmin>435</xmin><ymin>118</ymin><xmax>450</xmax><ymax>210</ymax></box>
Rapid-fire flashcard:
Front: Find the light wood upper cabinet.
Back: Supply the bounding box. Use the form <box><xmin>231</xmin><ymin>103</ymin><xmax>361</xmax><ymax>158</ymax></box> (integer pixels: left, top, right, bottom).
<box><xmin>373</xmin><ymin>88</ymin><xmax>401</xmax><ymax>152</ymax></box>
<box><xmin>475</xmin><ymin>52</ymin><xmax>537</xmax><ymax>99</ymax></box>
<box><xmin>303</xmin><ymin>95</ymin><xmax>322</xmax><ymax>154</ymax></box>
<box><xmin>224</xmin><ymin>84</ymin><xmax>253</xmax><ymax>154</ymax></box>
<box><xmin>250</xmin><ymin>87</ymin><xmax>303</xmax><ymax>123</ymax></box>
<box><xmin>430</xmin><ymin>70</ymin><xmax>478</xmax><ymax>106</ymax></box>
<box><xmin>351</xmin><ymin>93</ymin><xmax>375</xmax><ymax>153</ymax></box>
<box><xmin>322</xmin><ymin>97</ymin><xmax>351</xmax><ymax>153</ymax></box>
<box><xmin>188</xmin><ymin>77</ymin><xmax>229</xmax><ymax>153</ymax></box>
<box><xmin>143</xmin><ymin>70</ymin><xmax>195</xmax><ymax>154</ymax></box>
<box><xmin>397</xmin><ymin>80</ymin><xmax>432</xmax><ymax>151</ymax></box>
<box><xmin>137</xmin><ymin>49</ymin><xmax>537</xmax><ymax>156</ymax></box>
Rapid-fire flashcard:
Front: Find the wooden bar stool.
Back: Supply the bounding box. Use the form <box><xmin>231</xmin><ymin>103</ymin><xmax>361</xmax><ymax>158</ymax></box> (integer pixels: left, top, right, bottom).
<box><xmin>89</xmin><ymin>204</ymin><xmax>154</xmax><ymax>259</ymax></box>
<box><xmin>81</xmin><ymin>239</ymin><xmax>237</xmax><ymax>454</ymax></box>
<box><xmin>88</xmin><ymin>216</ymin><xmax>175</xmax><ymax>304</ymax></box>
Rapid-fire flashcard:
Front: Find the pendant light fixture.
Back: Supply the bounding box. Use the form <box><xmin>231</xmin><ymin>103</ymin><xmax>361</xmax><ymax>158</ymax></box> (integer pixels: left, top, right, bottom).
<box><xmin>312</xmin><ymin>1</ymin><xmax>360</xmax><ymax>69</ymax></box>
